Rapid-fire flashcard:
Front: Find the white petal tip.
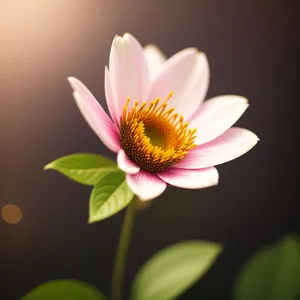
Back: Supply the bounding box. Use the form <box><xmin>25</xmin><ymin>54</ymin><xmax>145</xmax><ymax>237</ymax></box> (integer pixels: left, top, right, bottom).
<box><xmin>239</xmin><ymin>129</ymin><xmax>260</xmax><ymax>151</ymax></box>
<box><xmin>113</xmin><ymin>35</ymin><xmax>122</xmax><ymax>46</ymax></box>
<box><xmin>213</xmin><ymin>177</ymin><xmax>219</xmax><ymax>186</ymax></box>
<box><xmin>145</xmin><ymin>44</ymin><xmax>158</xmax><ymax>50</ymax></box>
<box><xmin>138</xmin><ymin>195</ymin><xmax>153</xmax><ymax>202</ymax></box>
<box><xmin>251</xmin><ymin>131</ymin><xmax>260</xmax><ymax>141</ymax></box>
<box><xmin>197</xmin><ymin>51</ymin><xmax>207</xmax><ymax>58</ymax></box>
<box><xmin>117</xmin><ymin>150</ymin><xmax>140</xmax><ymax>174</ymax></box>
<box><xmin>118</xmin><ymin>166</ymin><xmax>140</xmax><ymax>175</ymax></box>
<box><xmin>206</xmin><ymin>170</ymin><xmax>219</xmax><ymax>188</ymax></box>
<box><xmin>243</xmin><ymin>97</ymin><xmax>249</xmax><ymax>104</ymax></box>
<box><xmin>236</xmin><ymin>129</ymin><xmax>259</xmax><ymax>149</ymax></box>
<box><xmin>233</xmin><ymin>95</ymin><xmax>249</xmax><ymax>104</ymax></box>
<box><xmin>126</xmin><ymin>172</ymin><xmax>167</xmax><ymax>201</ymax></box>
<box><xmin>114</xmin><ymin>33</ymin><xmax>133</xmax><ymax>45</ymax></box>
<box><xmin>239</xmin><ymin>96</ymin><xmax>249</xmax><ymax>104</ymax></box>
<box><xmin>211</xmin><ymin>170</ymin><xmax>219</xmax><ymax>186</ymax></box>
<box><xmin>118</xmin><ymin>163</ymin><xmax>140</xmax><ymax>174</ymax></box>
<box><xmin>219</xmin><ymin>95</ymin><xmax>249</xmax><ymax>104</ymax></box>
<box><xmin>187</xmin><ymin>47</ymin><xmax>199</xmax><ymax>56</ymax></box>
<box><xmin>249</xmin><ymin>131</ymin><xmax>260</xmax><ymax>142</ymax></box>
<box><xmin>112</xmin><ymin>35</ymin><xmax>119</xmax><ymax>43</ymax></box>
<box><xmin>123</xmin><ymin>32</ymin><xmax>132</xmax><ymax>40</ymax></box>
<box><xmin>67</xmin><ymin>77</ymin><xmax>79</xmax><ymax>91</ymax></box>
<box><xmin>67</xmin><ymin>76</ymin><xmax>76</xmax><ymax>82</ymax></box>
<box><xmin>133</xmin><ymin>188</ymin><xmax>166</xmax><ymax>202</ymax></box>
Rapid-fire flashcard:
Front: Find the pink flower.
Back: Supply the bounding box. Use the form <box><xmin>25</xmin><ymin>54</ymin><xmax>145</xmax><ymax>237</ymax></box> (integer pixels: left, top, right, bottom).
<box><xmin>68</xmin><ymin>33</ymin><xmax>258</xmax><ymax>201</ymax></box>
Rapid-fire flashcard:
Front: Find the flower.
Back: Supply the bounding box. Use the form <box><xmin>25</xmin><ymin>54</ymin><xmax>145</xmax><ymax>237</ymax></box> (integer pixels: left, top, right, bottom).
<box><xmin>68</xmin><ymin>33</ymin><xmax>258</xmax><ymax>201</ymax></box>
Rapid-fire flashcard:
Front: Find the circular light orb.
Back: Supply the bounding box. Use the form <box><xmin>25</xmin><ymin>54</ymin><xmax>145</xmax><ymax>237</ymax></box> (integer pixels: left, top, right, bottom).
<box><xmin>1</xmin><ymin>204</ymin><xmax>23</xmax><ymax>224</ymax></box>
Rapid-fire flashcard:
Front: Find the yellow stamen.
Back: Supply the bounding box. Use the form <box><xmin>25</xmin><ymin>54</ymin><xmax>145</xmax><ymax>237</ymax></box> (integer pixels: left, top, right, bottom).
<box><xmin>120</xmin><ymin>93</ymin><xmax>197</xmax><ymax>172</ymax></box>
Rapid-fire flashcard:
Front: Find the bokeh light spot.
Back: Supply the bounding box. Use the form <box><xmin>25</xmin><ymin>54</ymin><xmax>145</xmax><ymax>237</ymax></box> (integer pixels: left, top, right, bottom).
<box><xmin>1</xmin><ymin>204</ymin><xmax>23</xmax><ymax>224</ymax></box>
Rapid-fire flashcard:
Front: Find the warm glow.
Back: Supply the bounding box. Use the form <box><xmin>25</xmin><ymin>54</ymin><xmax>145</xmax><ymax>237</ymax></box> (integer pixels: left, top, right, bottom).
<box><xmin>1</xmin><ymin>204</ymin><xmax>23</xmax><ymax>224</ymax></box>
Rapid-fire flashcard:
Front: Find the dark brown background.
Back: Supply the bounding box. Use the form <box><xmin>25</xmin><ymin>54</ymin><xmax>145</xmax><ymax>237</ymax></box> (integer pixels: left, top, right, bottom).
<box><xmin>0</xmin><ymin>0</ymin><xmax>299</xmax><ymax>299</ymax></box>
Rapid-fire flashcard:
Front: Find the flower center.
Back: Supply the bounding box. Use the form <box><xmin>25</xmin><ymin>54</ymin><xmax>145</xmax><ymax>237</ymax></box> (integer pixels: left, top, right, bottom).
<box><xmin>120</xmin><ymin>93</ymin><xmax>197</xmax><ymax>172</ymax></box>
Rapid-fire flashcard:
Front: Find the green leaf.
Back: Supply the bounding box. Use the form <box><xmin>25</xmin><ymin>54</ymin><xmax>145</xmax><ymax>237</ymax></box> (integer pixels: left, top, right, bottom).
<box><xmin>131</xmin><ymin>240</ymin><xmax>223</xmax><ymax>300</ymax></box>
<box><xmin>89</xmin><ymin>171</ymin><xmax>134</xmax><ymax>223</ymax></box>
<box><xmin>234</xmin><ymin>234</ymin><xmax>300</xmax><ymax>300</ymax></box>
<box><xmin>44</xmin><ymin>153</ymin><xmax>118</xmax><ymax>186</ymax></box>
<box><xmin>21</xmin><ymin>279</ymin><xmax>106</xmax><ymax>300</ymax></box>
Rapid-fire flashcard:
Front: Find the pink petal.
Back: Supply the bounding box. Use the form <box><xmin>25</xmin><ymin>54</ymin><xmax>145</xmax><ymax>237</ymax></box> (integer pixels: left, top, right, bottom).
<box><xmin>144</xmin><ymin>44</ymin><xmax>166</xmax><ymax>81</ymax></box>
<box><xmin>68</xmin><ymin>77</ymin><xmax>121</xmax><ymax>153</ymax></box>
<box><xmin>147</xmin><ymin>49</ymin><xmax>209</xmax><ymax>120</ymax></box>
<box><xmin>183</xmin><ymin>52</ymin><xmax>210</xmax><ymax>120</ymax></box>
<box><xmin>174</xmin><ymin>127</ymin><xmax>259</xmax><ymax>169</ymax></box>
<box><xmin>126</xmin><ymin>171</ymin><xmax>167</xmax><ymax>201</ymax></box>
<box><xmin>104</xmin><ymin>67</ymin><xmax>119</xmax><ymax>126</ymax></box>
<box><xmin>158</xmin><ymin>167</ymin><xmax>219</xmax><ymax>189</ymax></box>
<box><xmin>117</xmin><ymin>149</ymin><xmax>140</xmax><ymax>174</ymax></box>
<box><xmin>109</xmin><ymin>33</ymin><xmax>151</xmax><ymax>125</ymax></box>
<box><xmin>189</xmin><ymin>95</ymin><xmax>249</xmax><ymax>145</ymax></box>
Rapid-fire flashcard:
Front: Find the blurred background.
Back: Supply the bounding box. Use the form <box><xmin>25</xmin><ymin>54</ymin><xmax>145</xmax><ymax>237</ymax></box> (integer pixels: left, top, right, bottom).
<box><xmin>0</xmin><ymin>0</ymin><xmax>299</xmax><ymax>299</ymax></box>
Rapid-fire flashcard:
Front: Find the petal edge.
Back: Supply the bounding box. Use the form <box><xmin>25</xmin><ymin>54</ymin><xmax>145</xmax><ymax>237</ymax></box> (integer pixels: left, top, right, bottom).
<box><xmin>158</xmin><ymin>167</ymin><xmax>219</xmax><ymax>189</ymax></box>
<box><xmin>68</xmin><ymin>77</ymin><xmax>121</xmax><ymax>153</ymax></box>
<box><xmin>126</xmin><ymin>171</ymin><xmax>167</xmax><ymax>201</ymax></box>
<box><xmin>174</xmin><ymin>127</ymin><xmax>259</xmax><ymax>169</ymax></box>
<box><xmin>117</xmin><ymin>150</ymin><xmax>140</xmax><ymax>174</ymax></box>
<box><xmin>190</xmin><ymin>95</ymin><xmax>249</xmax><ymax>145</ymax></box>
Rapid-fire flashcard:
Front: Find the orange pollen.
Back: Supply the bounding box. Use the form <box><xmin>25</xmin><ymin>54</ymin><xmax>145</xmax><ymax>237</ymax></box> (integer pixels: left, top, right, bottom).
<box><xmin>120</xmin><ymin>93</ymin><xmax>197</xmax><ymax>172</ymax></box>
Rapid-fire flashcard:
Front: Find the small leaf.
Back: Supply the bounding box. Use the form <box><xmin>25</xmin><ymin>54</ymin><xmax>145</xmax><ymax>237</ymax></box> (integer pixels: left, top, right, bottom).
<box><xmin>21</xmin><ymin>279</ymin><xmax>106</xmax><ymax>300</ymax></box>
<box><xmin>89</xmin><ymin>171</ymin><xmax>134</xmax><ymax>223</ymax></box>
<box><xmin>44</xmin><ymin>153</ymin><xmax>118</xmax><ymax>185</ymax></box>
<box><xmin>234</xmin><ymin>234</ymin><xmax>300</xmax><ymax>300</ymax></box>
<box><xmin>131</xmin><ymin>240</ymin><xmax>223</xmax><ymax>300</ymax></box>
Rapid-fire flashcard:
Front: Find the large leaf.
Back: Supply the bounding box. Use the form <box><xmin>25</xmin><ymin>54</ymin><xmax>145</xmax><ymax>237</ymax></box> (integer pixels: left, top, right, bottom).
<box><xmin>22</xmin><ymin>279</ymin><xmax>106</xmax><ymax>300</ymax></box>
<box><xmin>131</xmin><ymin>240</ymin><xmax>223</xmax><ymax>300</ymax></box>
<box><xmin>44</xmin><ymin>153</ymin><xmax>118</xmax><ymax>185</ymax></box>
<box><xmin>234</xmin><ymin>234</ymin><xmax>300</xmax><ymax>300</ymax></box>
<box><xmin>89</xmin><ymin>171</ymin><xmax>134</xmax><ymax>223</ymax></box>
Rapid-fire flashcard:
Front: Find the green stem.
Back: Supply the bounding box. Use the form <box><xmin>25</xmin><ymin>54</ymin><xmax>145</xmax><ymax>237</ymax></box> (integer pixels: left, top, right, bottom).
<box><xmin>111</xmin><ymin>197</ymin><xmax>136</xmax><ymax>300</ymax></box>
